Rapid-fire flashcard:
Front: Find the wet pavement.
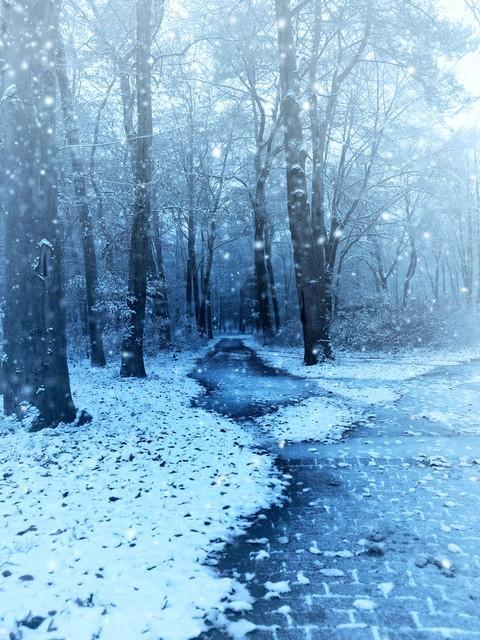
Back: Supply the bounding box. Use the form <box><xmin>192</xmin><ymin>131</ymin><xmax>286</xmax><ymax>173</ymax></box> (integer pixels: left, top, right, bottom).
<box><xmin>191</xmin><ymin>338</ymin><xmax>320</xmax><ymax>421</ymax></box>
<box><xmin>194</xmin><ymin>339</ymin><xmax>480</xmax><ymax>640</ymax></box>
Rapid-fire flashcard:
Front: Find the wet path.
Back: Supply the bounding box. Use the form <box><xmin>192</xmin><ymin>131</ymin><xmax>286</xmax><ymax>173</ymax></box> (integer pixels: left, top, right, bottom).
<box><xmin>191</xmin><ymin>338</ymin><xmax>321</xmax><ymax>422</ymax></box>
<box><xmin>194</xmin><ymin>339</ymin><xmax>480</xmax><ymax>640</ymax></box>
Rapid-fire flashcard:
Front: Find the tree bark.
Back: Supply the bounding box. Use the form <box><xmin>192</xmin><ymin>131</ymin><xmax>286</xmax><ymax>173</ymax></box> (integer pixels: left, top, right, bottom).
<box><xmin>198</xmin><ymin>222</ymin><xmax>215</xmax><ymax>337</ymax></box>
<box><xmin>254</xmin><ymin>181</ymin><xmax>274</xmax><ymax>339</ymax></box>
<box><xmin>149</xmin><ymin>208</ymin><xmax>171</xmax><ymax>346</ymax></box>
<box><xmin>185</xmin><ymin>143</ymin><xmax>200</xmax><ymax>324</ymax></box>
<box><xmin>56</xmin><ymin>36</ymin><xmax>106</xmax><ymax>367</ymax></box>
<box><xmin>120</xmin><ymin>0</ymin><xmax>152</xmax><ymax>377</ymax></box>
<box><xmin>265</xmin><ymin>222</ymin><xmax>281</xmax><ymax>334</ymax></box>
<box><xmin>402</xmin><ymin>233</ymin><xmax>418</xmax><ymax>310</ymax></box>
<box><xmin>1</xmin><ymin>0</ymin><xmax>76</xmax><ymax>426</ymax></box>
<box><xmin>275</xmin><ymin>0</ymin><xmax>329</xmax><ymax>365</ymax></box>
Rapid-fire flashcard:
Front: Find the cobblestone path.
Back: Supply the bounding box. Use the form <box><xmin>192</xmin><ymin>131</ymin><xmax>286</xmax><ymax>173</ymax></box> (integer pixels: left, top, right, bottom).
<box><xmin>197</xmin><ymin>342</ymin><xmax>480</xmax><ymax>640</ymax></box>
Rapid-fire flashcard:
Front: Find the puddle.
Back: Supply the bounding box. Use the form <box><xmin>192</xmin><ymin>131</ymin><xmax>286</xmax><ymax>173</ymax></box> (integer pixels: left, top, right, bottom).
<box><xmin>191</xmin><ymin>338</ymin><xmax>319</xmax><ymax>421</ymax></box>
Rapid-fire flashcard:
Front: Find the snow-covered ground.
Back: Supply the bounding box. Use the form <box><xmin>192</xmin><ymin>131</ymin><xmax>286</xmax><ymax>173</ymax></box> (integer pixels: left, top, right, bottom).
<box><xmin>246</xmin><ymin>337</ymin><xmax>480</xmax><ymax>443</ymax></box>
<box><xmin>2</xmin><ymin>339</ymin><xmax>480</xmax><ymax>640</ymax></box>
<box><xmin>0</xmin><ymin>350</ymin><xmax>284</xmax><ymax>640</ymax></box>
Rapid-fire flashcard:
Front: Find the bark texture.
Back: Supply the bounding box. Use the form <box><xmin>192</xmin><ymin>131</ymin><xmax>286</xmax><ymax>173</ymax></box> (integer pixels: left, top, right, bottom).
<box><xmin>57</xmin><ymin>36</ymin><xmax>106</xmax><ymax>367</ymax></box>
<box><xmin>1</xmin><ymin>0</ymin><xmax>76</xmax><ymax>425</ymax></box>
<box><xmin>120</xmin><ymin>0</ymin><xmax>152</xmax><ymax>377</ymax></box>
<box><xmin>275</xmin><ymin>0</ymin><xmax>328</xmax><ymax>365</ymax></box>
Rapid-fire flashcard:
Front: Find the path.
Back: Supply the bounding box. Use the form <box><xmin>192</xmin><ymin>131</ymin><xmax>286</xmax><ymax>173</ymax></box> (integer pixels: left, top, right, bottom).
<box><xmin>194</xmin><ymin>339</ymin><xmax>480</xmax><ymax>640</ymax></box>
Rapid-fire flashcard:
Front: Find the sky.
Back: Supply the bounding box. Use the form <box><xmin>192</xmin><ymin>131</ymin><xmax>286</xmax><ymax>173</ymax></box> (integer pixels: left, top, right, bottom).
<box><xmin>439</xmin><ymin>0</ymin><xmax>480</xmax><ymax>125</ymax></box>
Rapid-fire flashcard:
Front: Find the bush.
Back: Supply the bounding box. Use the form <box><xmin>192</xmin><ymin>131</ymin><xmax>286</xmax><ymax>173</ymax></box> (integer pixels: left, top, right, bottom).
<box><xmin>332</xmin><ymin>297</ymin><xmax>480</xmax><ymax>351</ymax></box>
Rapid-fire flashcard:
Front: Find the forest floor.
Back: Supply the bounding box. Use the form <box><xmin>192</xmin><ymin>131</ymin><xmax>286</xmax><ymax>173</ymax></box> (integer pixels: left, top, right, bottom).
<box><xmin>197</xmin><ymin>339</ymin><xmax>480</xmax><ymax>640</ymax></box>
<box><xmin>1</xmin><ymin>338</ymin><xmax>480</xmax><ymax>640</ymax></box>
<box><xmin>0</xmin><ymin>347</ymin><xmax>283</xmax><ymax>640</ymax></box>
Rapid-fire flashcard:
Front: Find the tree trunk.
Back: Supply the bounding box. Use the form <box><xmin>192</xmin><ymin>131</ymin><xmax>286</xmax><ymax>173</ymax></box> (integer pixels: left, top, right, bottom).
<box><xmin>185</xmin><ymin>145</ymin><xmax>200</xmax><ymax>324</ymax></box>
<box><xmin>265</xmin><ymin>222</ymin><xmax>281</xmax><ymax>334</ymax></box>
<box><xmin>1</xmin><ymin>0</ymin><xmax>76</xmax><ymax>426</ymax></box>
<box><xmin>149</xmin><ymin>208</ymin><xmax>171</xmax><ymax>346</ymax></box>
<box><xmin>198</xmin><ymin>223</ymin><xmax>215</xmax><ymax>336</ymax></box>
<box><xmin>120</xmin><ymin>0</ymin><xmax>152</xmax><ymax>377</ymax></box>
<box><xmin>254</xmin><ymin>182</ymin><xmax>274</xmax><ymax>339</ymax></box>
<box><xmin>402</xmin><ymin>234</ymin><xmax>418</xmax><ymax>310</ymax></box>
<box><xmin>207</xmin><ymin>291</ymin><xmax>213</xmax><ymax>339</ymax></box>
<box><xmin>275</xmin><ymin>0</ymin><xmax>329</xmax><ymax>365</ymax></box>
<box><xmin>119</xmin><ymin>58</ymin><xmax>136</xmax><ymax>172</ymax></box>
<box><xmin>56</xmin><ymin>36</ymin><xmax>106</xmax><ymax>367</ymax></box>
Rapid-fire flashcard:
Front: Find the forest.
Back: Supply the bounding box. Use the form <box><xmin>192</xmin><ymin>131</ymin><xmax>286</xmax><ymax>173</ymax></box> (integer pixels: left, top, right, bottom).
<box><xmin>2</xmin><ymin>1</ymin><xmax>480</xmax><ymax>639</ymax></box>
<box><xmin>1</xmin><ymin>0</ymin><xmax>479</xmax><ymax>425</ymax></box>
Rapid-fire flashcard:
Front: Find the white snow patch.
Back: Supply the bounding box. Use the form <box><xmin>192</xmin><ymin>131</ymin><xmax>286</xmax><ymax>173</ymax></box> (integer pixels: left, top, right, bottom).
<box><xmin>258</xmin><ymin>395</ymin><xmax>359</xmax><ymax>443</ymax></box>
<box><xmin>0</xmin><ymin>352</ymin><xmax>282</xmax><ymax>640</ymax></box>
<box><xmin>296</xmin><ymin>571</ymin><xmax>310</xmax><ymax>585</ymax></box>
<box><xmin>353</xmin><ymin>599</ymin><xmax>376</xmax><ymax>611</ymax></box>
<box><xmin>226</xmin><ymin>619</ymin><xmax>257</xmax><ymax>639</ymax></box>
<box><xmin>378</xmin><ymin>582</ymin><xmax>394</xmax><ymax>598</ymax></box>
<box><xmin>264</xmin><ymin>580</ymin><xmax>290</xmax><ymax>599</ymax></box>
<box><xmin>323</xmin><ymin>549</ymin><xmax>354</xmax><ymax>558</ymax></box>
<box><xmin>276</xmin><ymin>605</ymin><xmax>291</xmax><ymax>615</ymax></box>
<box><xmin>226</xmin><ymin>601</ymin><xmax>253</xmax><ymax>613</ymax></box>
<box><xmin>447</xmin><ymin>543</ymin><xmax>463</xmax><ymax>554</ymax></box>
<box><xmin>319</xmin><ymin>568</ymin><xmax>345</xmax><ymax>577</ymax></box>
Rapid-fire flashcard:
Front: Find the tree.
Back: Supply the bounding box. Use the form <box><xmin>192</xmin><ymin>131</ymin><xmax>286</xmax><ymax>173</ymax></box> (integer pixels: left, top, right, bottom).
<box><xmin>275</xmin><ymin>0</ymin><xmax>330</xmax><ymax>365</ymax></box>
<box><xmin>466</xmin><ymin>1</ymin><xmax>480</xmax><ymax>24</ymax></box>
<box><xmin>57</xmin><ymin>34</ymin><xmax>107</xmax><ymax>367</ymax></box>
<box><xmin>1</xmin><ymin>0</ymin><xmax>77</xmax><ymax>425</ymax></box>
<box><xmin>120</xmin><ymin>0</ymin><xmax>153</xmax><ymax>377</ymax></box>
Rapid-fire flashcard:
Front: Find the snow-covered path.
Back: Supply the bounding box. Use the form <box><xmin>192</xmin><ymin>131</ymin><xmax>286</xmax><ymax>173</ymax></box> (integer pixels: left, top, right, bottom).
<box><xmin>198</xmin><ymin>342</ymin><xmax>480</xmax><ymax>639</ymax></box>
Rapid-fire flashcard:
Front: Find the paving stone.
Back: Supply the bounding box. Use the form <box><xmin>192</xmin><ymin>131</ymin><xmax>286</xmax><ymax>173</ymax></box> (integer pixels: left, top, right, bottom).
<box><xmin>196</xmin><ymin>349</ymin><xmax>480</xmax><ymax>640</ymax></box>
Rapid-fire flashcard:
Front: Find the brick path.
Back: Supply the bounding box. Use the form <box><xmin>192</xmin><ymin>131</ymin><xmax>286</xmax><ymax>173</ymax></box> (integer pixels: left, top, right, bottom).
<box><xmin>198</xmin><ymin>349</ymin><xmax>480</xmax><ymax>640</ymax></box>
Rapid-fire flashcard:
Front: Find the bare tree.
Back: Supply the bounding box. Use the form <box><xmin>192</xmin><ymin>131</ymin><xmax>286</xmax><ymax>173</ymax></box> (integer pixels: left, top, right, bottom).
<box><xmin>275</xmin><ymin>0</ymin><xmax>329</xmax><ymax>365</ymax></box>
<box><xmin>57</xmin><ymin>34</ymin><xmax>107</xmax><ymax>367</ymax></box>
<box><xmin>1</xmin><ymin>0</ymin><xmax>77</xmax><ymax>425</ymax></box>
<box><xmin>120</xmin><ymin>0</ymin><xmax>153</xmax><ymax>377</ymax></box>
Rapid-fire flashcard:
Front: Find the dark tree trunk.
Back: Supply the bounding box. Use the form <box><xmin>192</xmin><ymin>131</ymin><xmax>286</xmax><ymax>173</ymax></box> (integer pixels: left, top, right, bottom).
<box><xmin>265</xmin><ymin>223</ymin><xmax>281</xmax><ymax>334</ymax></box>
<box><xmin>120</xmin><ymin>0</ymin><xmax>152</xmax><ymax>377</ymax></box>
<box><xmin>402</xmin><ymin>234</ymin><xmax>418</xmax><ymax>310</ymax></box>
<box><xmin>1</xmin><ymin>0</ymin><xmax>76</xmax><ymax>426</ymax></box>
<box><xmin>198</xmin><ymin>223</ymin><xmax>215</xmax><ymax>337</ymax></box>
<box><xmin>56</xmin><ymin>36</ymin><xmax>106</xmax><ymax>368</ymax></box>
<box><xmin>149</xmin><ymin>209</ymin><xmax>171</xmax><ymax>346</ymax></box>
<box><xmin>275</xmin><ymin>0</ymin><xmax>329</xmax><ymax>365</ymax></box>
<box><xmin>119</xmin><ymin>58</ymin><xmax>136</xmax><ymax>172</ymax></box>
<box><xmin>207</xmin><ymin>293</ymin><xmax>213</xmax><ymax>339</ymax></box>
<box><xmin>185</xmin><ymin>146</ymin><xmax>200</xmax><ymax>324</ymax></box>
<box><xmin>89</xmin><ymin>76</ymin><xmax>116</xmax><ymax>272</ymax></box>
<box><xmin>254</xmin><ymin>182</ymin><xmax>274</xmax><ymax>339</ymax></box>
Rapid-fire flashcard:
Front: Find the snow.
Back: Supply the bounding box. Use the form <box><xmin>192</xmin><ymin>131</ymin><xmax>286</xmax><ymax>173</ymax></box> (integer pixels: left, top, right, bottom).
<box><xmin>319</xmin><ymin>568</ymin><xmax>345</xmax><ymax>577</ymax></box>
<box><xmin>225</xmin><ymin>619</ymin><xmax>257</xmax><ymax>639</ymax></box>
<box><xmin>247</xmin><ymin>339</ymin><xmax>480</xmax><ymax>387</ymax></box>
<box><xmin>264</xmin><ymin>580</ymin><xmax>290</xmax><ymax>599</ymax></box>
<box><xmin>323</xmin><ymin>549</ymin><xmax>354</xmax><ymax>558</ymax></box>
<box><xmin>447</xmin><ymin>543</ymin><xmax>463</xmax><ymax>554</ymax></box>
<box><xmin>353</xmin><ymin>598</ymin><xmax>376</xmax><ymax>611</ymax></box>
<box><xmin>296</xmin><ymin>571</ymin><xmax>310</xmax><ymax>585</ymax></box>
<box><xmin>378</xmin><ymin>582</ymin><xmax>394</xmax><ymax>598</ymax></box>
<box><xmin>0</xmin><ymin>350</ymin><xmax>284</xmax><ymax>640</ymax></box>
<box><xmin>244</xmin><ymin>337</ymin><xmax>480</xmax><ymax>443</ymax></box>
<box><xmin>3</xmin><ymin>337</ymin><xmax>479</xmax><ymax>638</ymax></box>
<box><xmin>225</xmin><ymin>601</ymin><xmax>253</xmax><ymax>613</ymax></box>
<box><xmin>258</xmin><ymin>394</ymin><xmax>360</xmax><ymax>443</ymax></box>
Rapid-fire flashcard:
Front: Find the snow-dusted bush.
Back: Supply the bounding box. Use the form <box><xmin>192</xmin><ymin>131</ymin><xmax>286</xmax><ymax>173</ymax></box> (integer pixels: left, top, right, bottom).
<box><xmin>273</xmin><ymin>318</ymin><xmax>303</xmax><ymax>346</ymax></box>
<box><xmin>171</xmin><ymin>316</ymin><xmax>208</xmax><ymax>350</ymax></box>
<box><xmin>332</xmin><ymin>297</ymin><xmax>480</xmax><ymax>351</ymax></box>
